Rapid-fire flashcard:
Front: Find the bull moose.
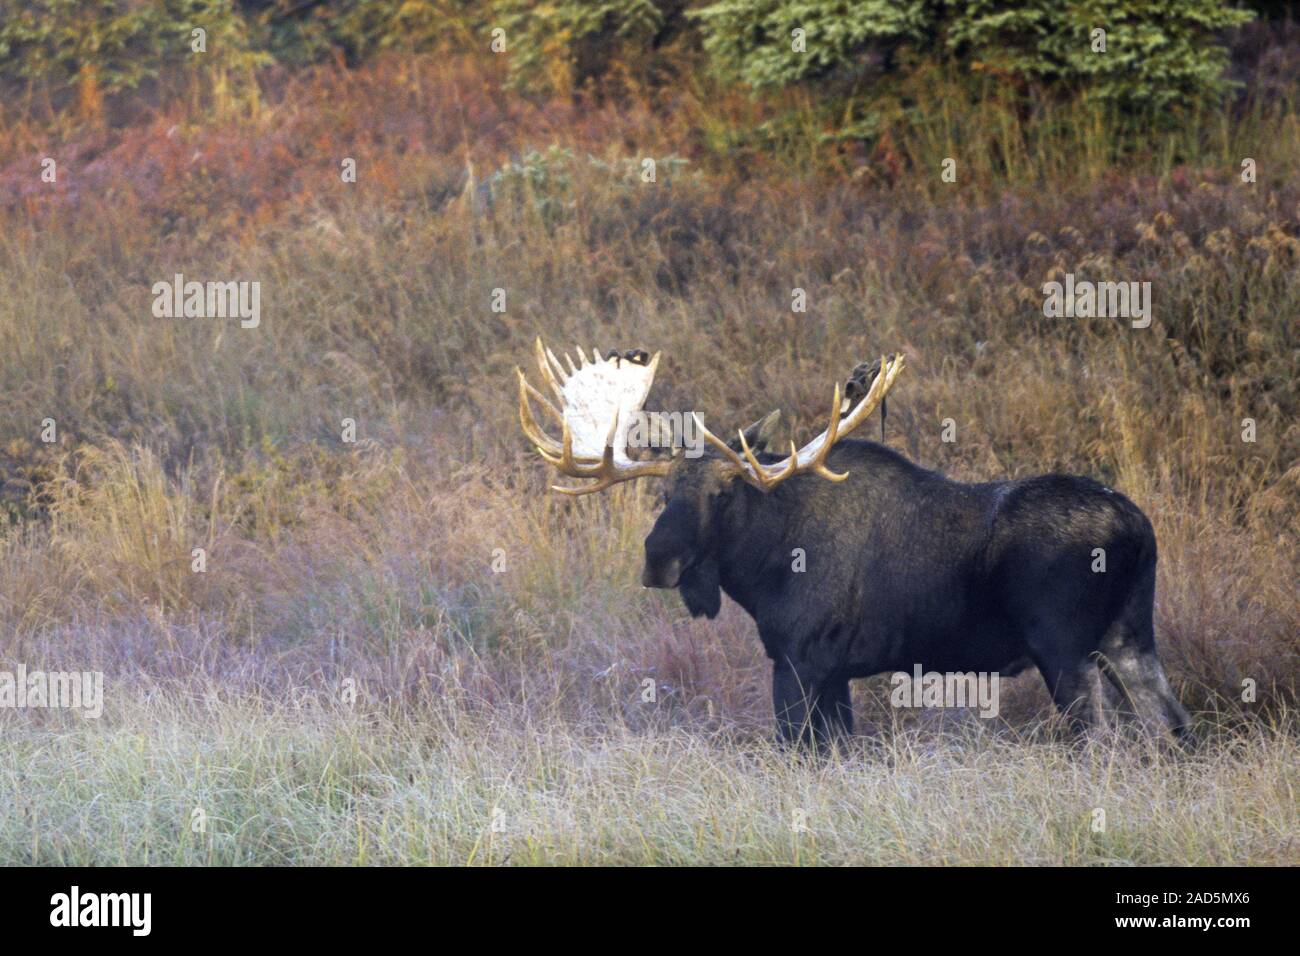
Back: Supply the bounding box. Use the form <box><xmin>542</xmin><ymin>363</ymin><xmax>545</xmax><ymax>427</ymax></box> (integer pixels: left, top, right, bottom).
<box><xmin>517</xmin><ymin>339</ymin><xmax>1191</xmax><ymax>748</ymax></box>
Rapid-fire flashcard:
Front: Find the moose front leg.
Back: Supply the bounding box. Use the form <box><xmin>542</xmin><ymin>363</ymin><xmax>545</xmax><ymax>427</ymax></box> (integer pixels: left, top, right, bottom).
<box><xmin>773</xmin><ymin>660</ymin><xmax>842</xmax><ymax>752</ymax></box>
<box><xmin>772</xmin><ymin>660</ymin><xmax>815</xmax><ymax>747</ymax></box>
<box><xmin>821</xmin><ymin>677</ymin><xmax>854</xmax><ymax>744</ymax></box>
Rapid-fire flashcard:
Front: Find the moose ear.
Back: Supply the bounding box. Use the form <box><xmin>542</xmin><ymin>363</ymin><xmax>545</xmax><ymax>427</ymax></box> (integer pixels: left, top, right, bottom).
<box><xmin>729</xmin><ymin>409</ymin><xmax>781</xmax><ymax>453</ymax></box>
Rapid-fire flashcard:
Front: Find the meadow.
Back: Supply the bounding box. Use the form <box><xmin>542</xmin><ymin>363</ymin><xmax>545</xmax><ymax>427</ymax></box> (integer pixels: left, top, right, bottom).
<box><xmin>0</xmin><ymin>44</ymin><xmax>1296</xmax><ymax>864</ymax></box>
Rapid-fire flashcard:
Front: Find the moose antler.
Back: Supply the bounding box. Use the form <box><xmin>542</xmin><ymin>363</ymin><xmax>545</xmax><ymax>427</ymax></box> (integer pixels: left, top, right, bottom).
<box><xmin>692</xmin><ymin>353</ymin><xmax>906</xmax><ymax>491</ymax></box>
<box><xmin>517</xmin><ymin>338</ymin><xmax>672</xmax><ymax>495</ymax></box>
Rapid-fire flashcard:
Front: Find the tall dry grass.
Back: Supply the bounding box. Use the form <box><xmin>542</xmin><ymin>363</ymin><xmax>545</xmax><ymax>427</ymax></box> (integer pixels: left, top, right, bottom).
<box><xmin>0</xmin><ymin>52</ymin><xmax>1296</xmax><ymax>864</ymax></box>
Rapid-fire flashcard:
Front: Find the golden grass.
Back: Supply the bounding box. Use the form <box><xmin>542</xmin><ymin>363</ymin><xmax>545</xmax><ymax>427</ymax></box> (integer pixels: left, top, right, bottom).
<box><xmin>0</xmin><ymin>53</ymin><xmax>1296</xmax><ymax>864</ymax></box>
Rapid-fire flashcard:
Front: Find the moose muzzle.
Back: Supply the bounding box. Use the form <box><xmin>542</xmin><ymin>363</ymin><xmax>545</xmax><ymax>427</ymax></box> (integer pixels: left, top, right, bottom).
<box><xmin>641</xmin><ymin>498</ymin><xmax>696</xmax><ymax>588</ymax></box>
<box><xmin>641</xmin><ymin>556</ymin><xmax>683</xmax><ymax>589</ymax></box>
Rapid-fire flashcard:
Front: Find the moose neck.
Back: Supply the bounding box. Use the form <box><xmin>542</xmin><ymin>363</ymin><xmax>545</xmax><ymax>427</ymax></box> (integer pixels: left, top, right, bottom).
<box><xmin>708</xmin><ymin>480</ymin><xmax>792</xmax><ymax>619</ymax></box>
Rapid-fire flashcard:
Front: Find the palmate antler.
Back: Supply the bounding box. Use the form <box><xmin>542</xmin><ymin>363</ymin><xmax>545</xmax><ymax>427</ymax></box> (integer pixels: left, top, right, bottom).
<box><xmin>517</xmin><ymin>338</ymin><xmax>672</xmax><ymax>495</ymax></box>
<box><xmin>691</xmin><ymin>353</ymin><xmax>906</xmax><ymax>491</ymax></box>
<box><xmin>518</xmin><ymin>337</ymin><xmax>905</xmax><ymax>495</ymax></box>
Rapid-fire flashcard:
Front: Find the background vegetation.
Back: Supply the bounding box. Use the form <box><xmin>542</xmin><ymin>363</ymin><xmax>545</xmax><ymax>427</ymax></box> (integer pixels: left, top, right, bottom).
<box><xmin>0</xmin><ymin>1</ymin><xmax>1295</xmax><ymax>864</ymax></box>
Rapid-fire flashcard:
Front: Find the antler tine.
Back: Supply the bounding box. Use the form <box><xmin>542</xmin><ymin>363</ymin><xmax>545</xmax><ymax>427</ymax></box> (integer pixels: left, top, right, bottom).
<box><xmin>802</xmin><ymin>382</ymin><xmax>850</xmax><ymax>482</ymax></box>
<box><xmin>697</xmin><ymin>413</ymin><xmax>805</xmax><ymax>492</ymax></box>
<box><xmin>557</xmin><ymin>414</ymin><xmax>610</xmax><ymax>477</ymax></box>
<box><xmin>733</xmin><ymin>384</ymin><xmax>848</xmax><ymax>486</ymax></box>
<box><xmin>735</xmin><ymin>428</ymin><xmax>770</xmax><ymax>488</ymax></box>
<box><xmin>737</xmin><ymin>429</ymin><xmax>799</xmax><ymax>490</ymax></box>
<box><xmin>518</xmin><ymin>368</ymin><xmax>603</xmax><ymax>462</ymax></box>
<box><xmin>692</xmin><ymin>413</ymin><xmax>756</xmax><ymax>478</ymax></box>
<box><xmin>519</xmin><ymin>368</ymin><xmax>565</xmax><ymax>428</ymax></box>
<box><xmin>553</xmin><ymin>476</ymin><xmax>620</xmax><ymax>496</ymax></box>
<box><xmin>535</xmin><ymin>338</ymin><xmax>566</xmax><ymax>403</ymax></box>
<box><xmin>517</xmin><ymin>368</ymin><xmax>561</xmax><ymax>455</ymax></box>
<box><xmin>552</xmin><ymin>423</ymin><xmax>621</xmax><ymax>495</ymax></box>
<box><xmin>544</xmin><ymin>342</ymin><xmax>570</xmax><ymax>383</ymax></box>
<box><xmin>549</xmin><ymin>411</ymin><xmax>672</xmax><ymax>493</ymax></box>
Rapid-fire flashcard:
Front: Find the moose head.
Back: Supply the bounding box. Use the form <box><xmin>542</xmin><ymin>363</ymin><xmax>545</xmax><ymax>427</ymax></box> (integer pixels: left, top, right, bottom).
<box><xmin>517</xmin><ymin>338</ymin><xmax>905</xmax><ymax>618</ymax></box>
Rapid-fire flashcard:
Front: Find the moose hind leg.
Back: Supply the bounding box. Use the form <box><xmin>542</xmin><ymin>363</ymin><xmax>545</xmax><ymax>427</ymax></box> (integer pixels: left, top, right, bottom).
<box><xmin>1101</xmin><ymin>645</ymin><xmax>1191</xmax><ymax>741</ymax></box>
<box><xmin>1098</xmin><ymin>591</ymin><xmax>1192</xmax><ymax>742</ymax></box>
<box><xmin>1033</xmin><ymin>652</ymin><xmax>1111</xmax><ymax>734</ymax></box>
